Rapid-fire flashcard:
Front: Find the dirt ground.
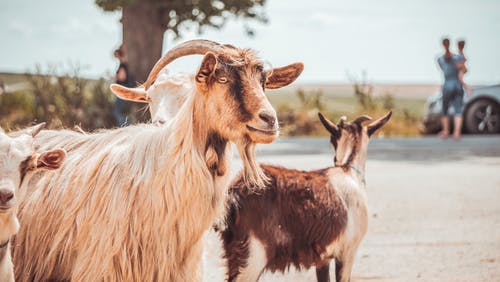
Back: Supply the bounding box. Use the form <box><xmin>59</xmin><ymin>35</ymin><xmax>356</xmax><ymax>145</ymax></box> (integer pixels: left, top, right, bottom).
<box><xmin>203</xmin><ymin>145</ymin><xmax>500</xmax><ymax>281</ymax></box>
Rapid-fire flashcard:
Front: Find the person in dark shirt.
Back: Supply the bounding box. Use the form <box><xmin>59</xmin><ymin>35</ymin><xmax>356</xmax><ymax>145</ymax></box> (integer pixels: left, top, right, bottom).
<box><xmin>112</xmin><ymin>45</ymin><xmax>133</xmax><ymax>126</ymax></box>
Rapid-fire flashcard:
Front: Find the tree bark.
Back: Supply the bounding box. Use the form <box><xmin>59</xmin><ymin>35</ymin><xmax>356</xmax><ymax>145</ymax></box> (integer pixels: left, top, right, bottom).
<box><xmin>122</xmin><ymin>1</ymin><xmax>165</xmax><ymax>84</ymax></box>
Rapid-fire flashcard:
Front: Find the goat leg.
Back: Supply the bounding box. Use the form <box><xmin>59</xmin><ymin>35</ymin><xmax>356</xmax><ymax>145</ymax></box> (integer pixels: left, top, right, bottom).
<box><xmin>316</xmin><ymin>262</ymin><xmax>331</xmax><ymax>282</ymax></box>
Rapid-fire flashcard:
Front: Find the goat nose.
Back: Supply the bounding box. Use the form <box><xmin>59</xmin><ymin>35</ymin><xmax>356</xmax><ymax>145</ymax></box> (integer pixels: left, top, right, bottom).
<box><xmin>156</xmin><ymin>119</ymin><xmax>166</xmax><ymax>125</ymax></box>
<box><xmin>0</xmin><ymin>189</ymin><xmax>14</xmax><ymax>205</ymax></box>
<box><xmin>258</xmin><ymin>111</ymin><xmax>276</xmax><ymax>127</ymax></box>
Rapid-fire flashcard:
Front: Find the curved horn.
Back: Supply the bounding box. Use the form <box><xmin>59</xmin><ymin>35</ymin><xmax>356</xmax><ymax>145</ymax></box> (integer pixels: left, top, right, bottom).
<box><xmin>6</xmin><ymin>122</ymin><xmax>46</xmax><ymax>138</ymax></box>
<box><xmin>143</xmin><ymin>39</ymin><xmax>224</xmax><ymax>90</ymax></box>
<box><xmin>352</xmin><ymin>115</ymin><xmax>373</xmax><ymax>125</ymax></box>
<box><xmin>318</xmin><ymin>112</ymin><xmax>338</xmax><ymax>135</ymax></box>
<box><xmin>27</xmin><ymin>122</ymin><xmax>46</xmax><ymax>137</ymax></box>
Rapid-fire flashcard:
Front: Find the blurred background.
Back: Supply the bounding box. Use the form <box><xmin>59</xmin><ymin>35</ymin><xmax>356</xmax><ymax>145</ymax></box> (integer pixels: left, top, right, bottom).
<box><xmin>1</xmin><ymin>1</ymin><xmax>500</xmax><ymax>281</ymax></box>
<box><xmin>0</xmin><ymin>0</ymin><xmax>499</xmax><ymax>135</ymax></box>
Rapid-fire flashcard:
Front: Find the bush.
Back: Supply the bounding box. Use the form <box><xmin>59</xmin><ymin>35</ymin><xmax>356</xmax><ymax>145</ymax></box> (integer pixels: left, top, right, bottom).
<box><xmin>277</xmin><ymin>88</ymin><xmax>327</xmax><ymax>136</ymax></box>
<box><xmin>0</xmin><ymin>67</ymin><xmax>117</xmax><ymax>131</ymax></box>
<box><xmin>349</xmin><ymin>75</ymin><xmax>420</xmax><ymax>137</ymax></box>
<box><xmin>275</xmin><ymin>76</ymin><xmax>421</xmax><ymax>137</ymax></box>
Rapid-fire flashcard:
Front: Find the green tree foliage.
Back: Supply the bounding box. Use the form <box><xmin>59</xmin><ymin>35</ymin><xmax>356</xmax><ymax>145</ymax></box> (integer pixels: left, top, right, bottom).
<box><xmin>95</xmin><ymin>0</ymin><xmax>268</xmax><ymax>87</ymax></box>
<box><xmin>96</xmin><ymin>0</ymin><xmax>267</xmax><ymax>36</ymax></box>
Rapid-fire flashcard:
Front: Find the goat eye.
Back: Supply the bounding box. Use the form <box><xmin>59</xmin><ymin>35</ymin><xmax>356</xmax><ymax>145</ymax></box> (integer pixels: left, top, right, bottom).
<box><xmin>217</xmin><ymin>77</ymin><xmax>228</xmax><ymax>84</ymax></box>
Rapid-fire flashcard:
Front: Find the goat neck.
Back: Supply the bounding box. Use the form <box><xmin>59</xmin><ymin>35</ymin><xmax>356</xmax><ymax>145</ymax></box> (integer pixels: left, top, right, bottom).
<box><xmin>333</xmin><ymin>127</ymin><xmax>370</xmax><ymax>186</ymax></box>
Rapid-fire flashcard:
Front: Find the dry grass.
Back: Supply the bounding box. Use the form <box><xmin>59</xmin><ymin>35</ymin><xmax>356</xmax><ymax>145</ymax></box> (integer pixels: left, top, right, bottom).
<box><xmin>1</xmin><ymin>72</ymin><xmax>427</xmax><ymax>136</ymax></box>
<box><xmin>268</xmin><ymin>87</ymin><xmax>425</xmax><ymax>137</ymax></box>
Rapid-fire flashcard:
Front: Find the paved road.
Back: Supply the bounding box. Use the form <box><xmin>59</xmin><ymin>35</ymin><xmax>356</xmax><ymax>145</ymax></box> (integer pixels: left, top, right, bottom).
<box><xmin>254</xmin><ymin>136</ymin><xmax>500</xmax><ymax>160</ymax></box>
<box><xmin>204</xmin><ymin>136</ymin><xmax>500</xmax><ymax>282</ymax></box>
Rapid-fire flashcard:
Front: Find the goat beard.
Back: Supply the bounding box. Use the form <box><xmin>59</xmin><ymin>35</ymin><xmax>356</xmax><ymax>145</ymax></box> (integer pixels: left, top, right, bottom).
<box><xmin>236</xmin><ymin>141</ymin><xmax>268</xmax><ymax>189</ymax></box>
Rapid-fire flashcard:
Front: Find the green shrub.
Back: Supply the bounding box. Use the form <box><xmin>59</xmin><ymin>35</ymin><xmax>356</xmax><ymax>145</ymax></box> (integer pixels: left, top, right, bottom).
<box><xmin>275</xmin><ymin>80</ymin><xmax>422</xmax><ymax>137</ymax></box>
<box><xmin>277</xmin><ymin>88</ymin><xmax>327</xmax><ymax>136</ymax></box>
<box><xmin>0</xmin><ymin>67</ymin><xmax>117</xmax><ymax>131</ymax></box>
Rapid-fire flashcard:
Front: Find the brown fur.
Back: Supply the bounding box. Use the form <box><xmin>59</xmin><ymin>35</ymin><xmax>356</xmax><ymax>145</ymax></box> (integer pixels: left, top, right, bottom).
<box><xmin>219</xmin><ymin>112</ymin><xmax>392</xmax><ymax>282</ymax></box>
<box><xmin>205</xmin><ymin>131</ymin><xmax>228</xmax><ymax>177</ymax></box>
<box><xmin>265</xmin><ymin>63</ymin><xmax>305</xmax><ymax>89</ymax></box>
<box><xmin>222</xmin><ymin>165</ymin><xmax>348</xmax><ymax>279</ymax></box>
<box><xmin>18</xmin><ymin>156</ymin><xmax>36</xmax><ymax>185</ymax></box>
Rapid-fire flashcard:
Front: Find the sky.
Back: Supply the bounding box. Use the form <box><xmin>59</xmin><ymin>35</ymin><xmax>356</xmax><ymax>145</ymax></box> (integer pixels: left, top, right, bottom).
<box><xmin>0</xmin><ymin>0</ymin><xmax>499</xmax><ymax>84</ymax></box>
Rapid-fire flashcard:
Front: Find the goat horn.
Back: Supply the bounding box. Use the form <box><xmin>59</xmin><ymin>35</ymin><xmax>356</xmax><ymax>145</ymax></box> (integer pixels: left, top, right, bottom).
<box><xmin>143</xmin><ymin>39</ymin><xmax>224</xmax><ymax>90</ymax></box>
<box><xmin>352</xmin><ymin>115</ymin><xmax>373</xmax><ymax>125</ymax></box>
<box><xmin>28</xmin><ymin>122</ymin><xmax>46</xmax><ymax>137</ymax></box>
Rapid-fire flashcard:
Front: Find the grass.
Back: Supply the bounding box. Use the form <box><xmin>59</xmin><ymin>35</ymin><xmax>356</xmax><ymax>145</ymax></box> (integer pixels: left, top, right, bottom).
<box><xmin>1</xmin><ymin>72</ymin><xmax>427</xmax><ymax>137</ymax></box>
<box><xmin>267</xmin><ymin>87</ymin><xmax>426</xmax><ymax>137</ymax></box>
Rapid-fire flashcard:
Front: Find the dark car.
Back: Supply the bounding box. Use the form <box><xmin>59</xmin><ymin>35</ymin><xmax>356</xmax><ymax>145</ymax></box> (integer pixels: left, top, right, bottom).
<box><xmin>423</xmin><ymin>84</ymin><xmax>500</xmax><ymax>134</ymax></box>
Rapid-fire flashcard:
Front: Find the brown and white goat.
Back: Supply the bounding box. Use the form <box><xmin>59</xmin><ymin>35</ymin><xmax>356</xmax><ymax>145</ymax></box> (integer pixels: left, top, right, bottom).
<box><xmin>220</xmin><ymin>111</ymin><xmax>392</xmax><ymax>282</ymax></box>
<box><xmin>0</xmin><ymin>124</ymin><xmax>65</xmax><ymax>282</ymax></box>
<box><xmin>13</xmin><ymin>40</ymin><xmax>303</xmax><ymax>281</ymax></box>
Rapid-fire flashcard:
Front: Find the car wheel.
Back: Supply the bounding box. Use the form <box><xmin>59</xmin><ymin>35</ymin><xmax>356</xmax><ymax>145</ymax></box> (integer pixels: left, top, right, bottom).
<box><xmin>465</xmin><ymin>99</ymin><xmax>500</xmax><ymax>134</ymax></box>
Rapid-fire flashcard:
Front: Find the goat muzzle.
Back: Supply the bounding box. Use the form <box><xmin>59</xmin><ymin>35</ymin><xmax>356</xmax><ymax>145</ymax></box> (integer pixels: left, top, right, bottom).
<box><xmin>0</xmin><ymin>188</ymin><xmax>14</xmax><ymax>208</ymax></box>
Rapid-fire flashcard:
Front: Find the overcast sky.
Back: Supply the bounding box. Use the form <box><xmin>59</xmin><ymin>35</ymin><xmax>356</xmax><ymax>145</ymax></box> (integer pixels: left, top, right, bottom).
<box><xmin>1</xmin><ymin>0</ymin><xmax>499</xmax><ymax>84</ymax></box>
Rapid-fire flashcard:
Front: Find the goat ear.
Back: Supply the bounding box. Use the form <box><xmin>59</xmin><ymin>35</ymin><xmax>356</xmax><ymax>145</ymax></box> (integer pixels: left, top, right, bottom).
<box><xmin>367</xmin><ymin>111</ymin><xmax>392</xmax><ymax>136</ymax></box>
<box><xmin>318</xmin><ymin>112</ymin><xmax>339</xmax><ymax>135</ymax></box>
<box><xmin>265</xmin><ymin>62</ymin><xmax>304</xmax><ymax>89</ymax></box>
<box><xmin>110</xmin><ymin>84</ymin><xmax>150</xmax><ymax>103</ymax></box>
<box><xmin>196</xmin><ymin>52</ymin><xmax>217</xmax><ymax>84</ymax></box>
<box><xmin>36</xmin><ymin>149</ymin><xmax>66</xmax><ymax>170</ymax></box>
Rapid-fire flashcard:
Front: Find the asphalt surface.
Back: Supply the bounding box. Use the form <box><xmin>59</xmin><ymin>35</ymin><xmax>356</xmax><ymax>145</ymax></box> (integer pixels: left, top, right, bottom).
<box><xmin>254</xmin><ymin>136</ymin><xmax>500</xmax><ymax>161</ymax></box>
<box><xmin>204</xmin><ymin>136</ymin><xmax>500</xmax><ymax>282</ymax></box>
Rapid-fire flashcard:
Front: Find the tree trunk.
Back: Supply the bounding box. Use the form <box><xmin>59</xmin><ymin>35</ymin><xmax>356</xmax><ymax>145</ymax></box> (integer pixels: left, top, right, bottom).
<box><xmin>122</xmin><ymin>1</ymin><xmax>165</xmax><ymax>84</ymax></box>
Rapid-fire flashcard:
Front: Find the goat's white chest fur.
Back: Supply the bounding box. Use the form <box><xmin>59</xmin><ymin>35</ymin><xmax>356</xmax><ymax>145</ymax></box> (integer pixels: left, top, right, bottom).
<box><xmin>324</xmin><ymin>172</ymin><xmax>368</xmax><ymax>259</ymax></box>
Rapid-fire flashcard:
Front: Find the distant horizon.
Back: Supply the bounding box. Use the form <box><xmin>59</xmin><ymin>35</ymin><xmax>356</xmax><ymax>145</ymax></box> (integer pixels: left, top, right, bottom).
<box><xmin>1</xmin><ymin>70</ymin><xmax>498</xmax><ymax>87</ymax></box>
<box><xmin>1</xmin><ymin>0</ymin><xmax>499</xmax><ymax>84</ymax></box>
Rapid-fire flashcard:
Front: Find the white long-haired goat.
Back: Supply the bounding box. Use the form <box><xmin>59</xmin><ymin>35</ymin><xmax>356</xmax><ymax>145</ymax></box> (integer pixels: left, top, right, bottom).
<box><xmin>0</xmin><ymin>124</ymin><xmax>65</xmax><ymax>282</ymax></box>
<box><xmin>13</xmin><ymin>39</ymin><xmax>303</xmax><ymax>281</ymax></box>
<box><xmin>111</xmin><ymin>68</ymin><xmax>192</xmax><ymax>125</ymax></box>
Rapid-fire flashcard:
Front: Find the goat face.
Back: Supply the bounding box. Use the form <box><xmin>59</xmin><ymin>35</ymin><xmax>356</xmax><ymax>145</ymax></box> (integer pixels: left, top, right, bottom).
<box><xmin>195</xmin><ymin>50</ymin><xmax>303</xmax><ymax>144</ymax></box>
<box><xmin>136</xmin><ymin>40</ymin><xmax>303</xmax><ymax>146</ymax></box>
<box><xmin>111</xmin><ymin>70</ymin><xmax>192</xmax><ymax>125</ymax></box>
<box><xmin>318</xmin><ymin>111</ymin><xmax>392</xmax><ymax>165</ymax></box>
<box><xmin>0</xmin><ymin>124</ymin><xmax>66</xmax><ymax>214</ymax></box>
<box><xmin>0</xmin><ymin>133</ymin><xmax>32</xmax><ymax>213</ymax></box>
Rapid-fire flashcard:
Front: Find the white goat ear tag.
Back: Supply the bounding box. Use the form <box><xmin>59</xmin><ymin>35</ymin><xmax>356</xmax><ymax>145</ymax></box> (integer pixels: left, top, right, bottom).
<box><xmin>110</xmin><ymin>84</ymin><xmax>150</xmax><ymax>103</ymax></box>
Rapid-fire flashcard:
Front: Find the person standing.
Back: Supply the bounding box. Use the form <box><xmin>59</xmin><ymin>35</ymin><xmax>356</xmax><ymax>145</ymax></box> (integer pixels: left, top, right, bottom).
<box><xmin>456</xmin><ymin>40</ymin><xmax>472</xmax><ymax>96</ymax></box>
<box><xmin>112</xmin><ymin>44</ymin><xmax>134</xmax><ymax>126</ymax></box>
<box><xmin>437</xmin><ymin>38</ymin><xmax>465</xmax><ymax>140</ymax></box>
